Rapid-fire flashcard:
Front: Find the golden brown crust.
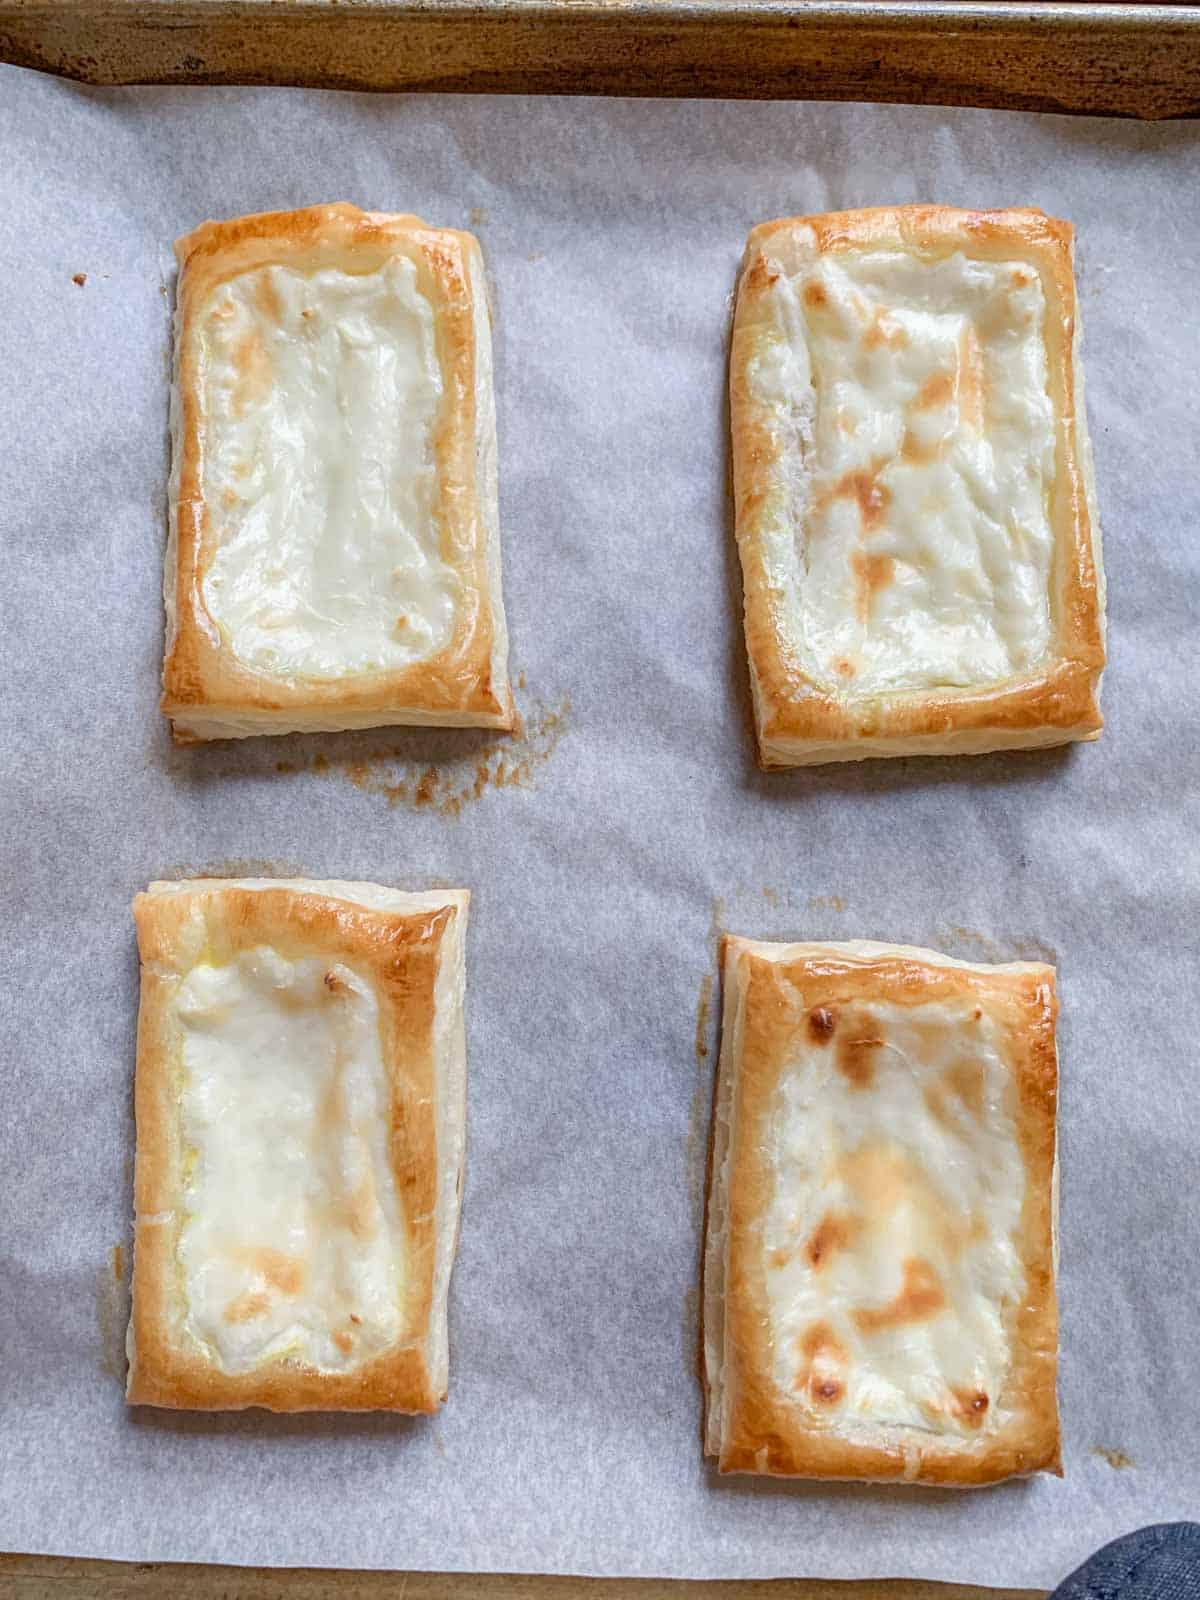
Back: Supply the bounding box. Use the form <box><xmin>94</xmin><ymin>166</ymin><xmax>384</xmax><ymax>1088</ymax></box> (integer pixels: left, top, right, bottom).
<box><xmin>730</xmin><ymin>206</ymin><xmax>1105</xmax><ymax>767</ymax></box>
<box><xmin>708</xmin><ymin>937</ymin><xmax>1061</xmax><ymax>1485</ymax></box>
<box><xmin>128</xmin><ymin>882</ymin><xmax>459</xmax><ymax>1412</ymax></box>
<box><xmin>162</xmin><ymin>203</ymin><xmax>512</xmax><ymax>739</ymax></box>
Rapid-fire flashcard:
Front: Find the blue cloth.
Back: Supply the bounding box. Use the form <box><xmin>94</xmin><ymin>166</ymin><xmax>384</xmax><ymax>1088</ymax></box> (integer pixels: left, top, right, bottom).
<box><xmin>1052</xmin><ymin>1525</ymin><xmax>1200</xmax><ymax>1600</ymax></box>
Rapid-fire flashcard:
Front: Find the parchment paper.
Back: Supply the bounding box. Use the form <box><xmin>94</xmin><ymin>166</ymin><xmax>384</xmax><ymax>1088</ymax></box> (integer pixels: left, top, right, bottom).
<box><xmin>1</xmin><ymin>66</ymin><xmax>1198</xmax><ymax>1585</ymax></box>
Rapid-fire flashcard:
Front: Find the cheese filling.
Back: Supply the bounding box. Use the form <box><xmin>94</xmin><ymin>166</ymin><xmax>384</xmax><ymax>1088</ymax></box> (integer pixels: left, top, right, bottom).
<box><xmin>174</xmin><ymin>947</ymin><xmax>404</xmax><ymax>1373</ymax></box>
<box><xmin>763</xmin><ymin>997</ymin><xmax>1026</xmax><ymax>1439</ymax></box>
<box><xmin>756</xmin><ymin>248</ymin><xmax>1057</xmax><ymax>694</ymax></box>
<box><xmin>197</xmin><ymin>258</ymin><xmax>457</xmax><ymax>681</ymax></box>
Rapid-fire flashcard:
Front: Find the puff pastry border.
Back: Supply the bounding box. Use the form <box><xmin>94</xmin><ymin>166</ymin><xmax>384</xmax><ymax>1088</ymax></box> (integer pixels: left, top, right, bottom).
<box><xmin>127</xmin><ymin>878</ymin><xmax>468</xmax><ymax>1413</ymax></box>
<box><xmin>703</xmin><ymin>936</ymin><xmax>1062</xmax><ymax>1485</ymax></box>
<box><xmin>162</xmin><ymin>203</ymin><xmax>513</xmax><ymax>742</ymax></box>
<box><xmin>730</xmin><ymin>206</ymin><xmax>1106</xmax><ymax>768</ymax></box>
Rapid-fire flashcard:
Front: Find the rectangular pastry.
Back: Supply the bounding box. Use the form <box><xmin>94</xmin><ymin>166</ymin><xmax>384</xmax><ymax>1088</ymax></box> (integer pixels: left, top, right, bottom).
<box><xmin>162</xmin><ymin>204</ymin><xmax>512</xmax><ymax>741</ymax></box>
<box><xmin>730</xmin><ymin>206</ymin><xmax>1105</xmax><ymax>767</ymax></box>
<box><xmin>127</xmin><ymin>877</ymin><xmax>468</xmax><ymax>1412</ymax></box>
<box><xmin>704</xmin><ymin>937</ymin><xmax>1061</xmax><ymax>1485</ymax></box>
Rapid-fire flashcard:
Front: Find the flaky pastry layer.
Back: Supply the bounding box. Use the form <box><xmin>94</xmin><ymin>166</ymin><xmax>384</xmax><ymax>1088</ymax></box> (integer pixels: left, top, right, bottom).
<box><xmin>704</xmin><ymin>937</ymin><xmax>1061</xmax><ymax>1485</ymax></box>
<box><xmin>162</xmin><ymin>203</ymin><xmax>512</xmax><ymax>741</ymax></box>
<box><xmin>127</xmin><ymin>877</ymin><xmax>468</xmax><ymax>1412</ymax></box>
<box><xmin>730</xmin><ymin>206</ymin><xmax>1105</xmax><ymax>767</ymax></box>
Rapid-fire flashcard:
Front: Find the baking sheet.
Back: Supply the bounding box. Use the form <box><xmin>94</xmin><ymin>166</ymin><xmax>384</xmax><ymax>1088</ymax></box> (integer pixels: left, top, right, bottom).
<box><xmin>1</xmin><ymin>68</ymin><xmax>1198</xmax><ymax>1585</ymax></box>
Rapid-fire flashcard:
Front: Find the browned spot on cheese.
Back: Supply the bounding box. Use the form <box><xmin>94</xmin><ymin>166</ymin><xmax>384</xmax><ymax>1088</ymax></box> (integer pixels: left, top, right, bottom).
<box><xmin>832</xmin><ymin>468</ymin><xmax>890</xmax><ymax>533</ymax></box>
<box><xmin>835</xmin><ymin>1013</ymin><xmax>884</xmax><ymax>1088</ymax></box>
<box><xmin>349</xmin><ymin>1313</ymin><xmax>362</xmax><ymax>1325</ymax></box>
<box><xmin>224</xmin><ymin>1290</ymin><xmax>271</xmax><ymax>1324</ymax></box>
<box><xmin>333</xmin><ymin>1329</ymin><xmax>355</xmax><ymax>1355</ymax></box>
<box><xmin>973</xmin><ymin>1007</ymin><xmax>983</xmax><ymax>1021</ymax></box>
<box><xmin>862</xmin><ymin>308</ymin><xmax>907</xmax><ymax>351</ymax></box>
<box><xmin>833</xmin><ymin>657</ymin><xmax>856</xmax><ymax>679</ymax></box>
<box><xmin>805</xmin><ymin>1212</ymin><xmax>858</xmax><ymax>1270</ymax></box>
<box><xmin>956</xmin><ymin>324</ymin><xmax>986</xmax><ymax>433</ymax></box>
<box><xmin>323</xmin><ymin>969</ymin><xmax>351</xmax><ymax>997</ymax></box>
<box><xmin>794</xmin><ymin>1322</ymin><xmax>848</xmax><ymax>1405</ymax></box>
<box><xmin>232</xmin><ymin>331</ymin><xmax>272</xmax><ymax>418</ymax></box>
<box><xmin>251</xmin><ymin>1249</ymin><xmax>306</xmax><ymax>1296</ymax></box>
<box><xmin>916</xmin><ymin>371</ymin><xmax>955</xmax><ymax>411</ymax></box>
<box><xmin>802</xmin><ymin>279</ymin><xmax>828</xmax><ymax>309</ymax></box>
<box><xmin>807</xmin><ymin>1006</ymin><xmax>837</xmax><ymax>1045</ymax></box>
<box><xmin>851</xmin><ymin>548</ymin><xmax>895</xmax><ymax>624</ymax></box>
<box><xmin>951</xmin><ymin>1386</ymin><xmax>990</xmax><ymax>1428</ymax></box>
<box><xmin>768</xmin><ymin>1246</ymin><xmax>792</xmax><ymax>1269</ymax></box>
<box><xmin>254</xmin><ymin>270</ymin><xmax>282</xmax><ymax>324</ymax></box>
<box><xmin>945</xmin><ymin>1058</ymin><xmax>986</xmax><ymax>1119</ymax></box>
<box><xmin>900</xmin><ymin>428</ymin><xmax>940</xmax><ymax>466</ymax></box>
<box><xmin>694</xmin><ymin>974</ymin><xmax>714</xmax><ymax>1063</ymax></box>
<box><xmin>836</xmin><ymin>1144</ymin><xmax>904</xmax><ymax>1217</ymax></box>
<box><xmin>301</xmin><ymin>307</ymin><xmax>314</xmax><ymax>321</ymax></box>
<box><xmin>853</xmin><ymin>1257</ymin><xmax>945</xmax><ymax>1334</ymax></box>
<box><xmin>344</xmin><ymin>1175</ymin><xmax>378</xmax><ymax>1239</ymax></box>
<box><xmin>226</xmin><ymin>1245</ymin><xmax>308</xmax><ymax>1302</ymax></box>
<box><xmin>745</xmin><ymin>255</ymin><xmax>780</xmax><ymax>295</ymax></box>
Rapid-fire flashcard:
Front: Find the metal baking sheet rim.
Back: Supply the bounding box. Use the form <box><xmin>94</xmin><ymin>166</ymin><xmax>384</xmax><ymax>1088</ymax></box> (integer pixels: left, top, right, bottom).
<box><xmin>1</xmin><ymin>0</ymin><xmax>1198</xmax><ymax>118</ymax></box>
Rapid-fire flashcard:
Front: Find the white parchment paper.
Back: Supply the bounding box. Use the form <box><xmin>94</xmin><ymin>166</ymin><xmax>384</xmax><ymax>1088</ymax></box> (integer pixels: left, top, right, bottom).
<box><xmin>1</xmin><ymin>66</ymin><xmax>1198</xmax><ymax>1585</ymax></box>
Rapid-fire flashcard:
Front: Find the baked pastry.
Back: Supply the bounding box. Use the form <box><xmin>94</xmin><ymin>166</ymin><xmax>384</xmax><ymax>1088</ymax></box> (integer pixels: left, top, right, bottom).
<box><xmin>161</xmin><ymin>204</ymin><xmax>512</xmax><ymax>741</ymax></box>
<box><xmin>704</xmin><ymin>936</ymin><xmax>1061</xmax><ymax>1485</ymax></box>
<box><xmin>127</xmin><ymin>877</ymin><xmax>468</xmax><ymax>1412</ymax></box>
<box><xmin>730</xmin><ymin>206</ymin><xmax>1105</xmax><ymax>766</ymax></box>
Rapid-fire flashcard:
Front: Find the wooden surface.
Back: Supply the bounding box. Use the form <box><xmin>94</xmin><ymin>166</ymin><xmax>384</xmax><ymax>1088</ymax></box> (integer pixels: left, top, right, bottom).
<box><xmin>0</xmin><ymin>1560</ymin><xmax>1045</xmax><ymax>1598</ymax></box>
<box><xmin>1</xmin><ymin>1</ymin><xmax>1198</xmax><ymax>118</ymax></box>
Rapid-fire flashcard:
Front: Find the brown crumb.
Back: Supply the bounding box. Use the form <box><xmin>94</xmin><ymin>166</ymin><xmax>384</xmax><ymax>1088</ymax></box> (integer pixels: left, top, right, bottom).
<box><xmin>807</xmin><ymin>1006</ymin><xmax>837</xmax><ymax>1044</ymax></box>
<box><xmin>1094</xmin><ymin>1447</ymin><xmax>1135</xmax><ymax>1471</ymax></box>
<box><xmin>413</xmin><ymin>767</ymin><xmax>438</xmax><ymax>807</ymax></box>
<box><xmin>72</xmin><ymin>272</ymin><xmax>87</xmax><ymax>287</ymax></box>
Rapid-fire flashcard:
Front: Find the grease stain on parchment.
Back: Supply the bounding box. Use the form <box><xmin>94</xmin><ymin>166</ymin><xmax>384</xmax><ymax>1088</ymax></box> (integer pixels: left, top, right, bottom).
<box><xmin>1093</xmin><ymin>1447</ymin><xmax>1136</xmax><ymax>1470</ymax></box>
<box><xmin>154</xmin><ymin>857</ymin><xmax>311</xmax><ymax>882</ymax></box>
<box><xmin>694</xmin><ymin>974</ymin><xmax>714</xmax><ymax>1064</ymax></box>
<box><xmin>710</xmin><ymin>888</ymin><xmax>848</xmax><ymax>942</ymax></box>
<box><xmin>940</xmin><ymin>925</ymin><xmax>1057</xmax><ymax>966</ymax></box>
<box><xmin>685</xmin><ymin>971</ymin><xmax>719</xmax><ymax>1240</ymax></box>
<box><xmin>97</xmin><ymin>1242</ymin><xmax>131</xmax><ymax>1385</ymax></box>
